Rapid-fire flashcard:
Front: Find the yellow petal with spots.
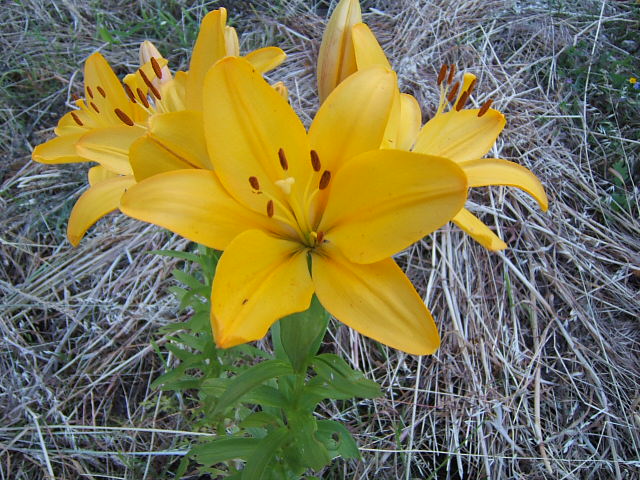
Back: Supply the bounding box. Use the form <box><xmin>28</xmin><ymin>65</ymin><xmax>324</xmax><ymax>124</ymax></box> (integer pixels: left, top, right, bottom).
<box><xmin>319</xmin><ymin>149</ymin><xmax>467</xmax><ymax>264</ymax></box>
<box><xmin>211</xmin><ymin>229</ymin><xmax>314</xmax><ymax>348</ymax></box>
<box><xmin>67</xmin><ymin>175</ymin><xmax>135</xmax><ymax>246</ymax></box>
<box><xmin>312</xmin><ymin>246</ymin><xmax>440</xmax><ymax>355</ymax></box>
<box><xmin>83</xmin><ymin>52</ymin><xmax>133</xmax><ymax>122</ymax></box>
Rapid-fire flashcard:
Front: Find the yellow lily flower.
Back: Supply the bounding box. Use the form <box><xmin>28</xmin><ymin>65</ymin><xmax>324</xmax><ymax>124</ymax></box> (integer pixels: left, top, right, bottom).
<box><xmin>347</xmin><ymin>19</ymin><xmax>548</xmax><ymax>250</ymax></box>
<box><xmin>121</xmin><ymin>57</ymin><xmax>468</xmax><ymax>355</ymax></box>
<box><xmin>317</xmin><ymin>0</ymin><xmax>362</xmax><ymax>103</ymax></box>
<box><xmin>31</xmin><ymin>7</ymin><xmax>286</xmax><ymax>246</ymax></box>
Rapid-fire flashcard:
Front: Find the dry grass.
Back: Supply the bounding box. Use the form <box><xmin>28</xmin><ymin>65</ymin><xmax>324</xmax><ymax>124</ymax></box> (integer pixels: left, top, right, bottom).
<box><xmin>2</xmin><ymin>0</ymin><xmax>639</xmax><ymax>478</ymax></box>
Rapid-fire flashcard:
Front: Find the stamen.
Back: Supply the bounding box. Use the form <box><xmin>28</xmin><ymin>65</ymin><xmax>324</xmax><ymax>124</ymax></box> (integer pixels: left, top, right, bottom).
<box><xmin>319</xmin><ymin>170</ymin><xmax>331</xmax><ymax>190</ymax></box>
<box><xmin>71</xmin><ymin>111</ymin><xmax>83</xmax><ymax>126</ymax></box>
<box><xmin>447</xmin><ymin>64</ymin><xmax>456</xmax><ymax>84</ymax></box>
<box><xmin>87</xmin><ymin>86</ymin><xmax>94</xmax><ymax>99</ymax></box>
<box><xmin>266</xmin><ymin>200</ymin><xmax>274</xmax><ymax>218</ymax></box>
<box><xmin>90</xmin><ymin>102</ymin><xmax>100</xmax><ymax>113</ymax></box>
<box><xmin>97</xmin><ymin>86</ymin><xmax>106</xmax><ymax>98</ymax></box>
<box><xmin>455</xmin><ymin>91</ymin><xmax>469</xmax><ymax>111</ymax></box>
<box><xmin>310</xmin><ymin>150</ymin><xmax>321</xmax><ymax>171</ymax></box>
<box><xmin>477</xmin><ymin>99</ymin><xmax>493</xmax><ymax>117</ymax></box>
<box><xmin>278</xmin><ymin>148</ymin><xmax>289</xmax><ymax>171</ymax></box>
<box><xmin>316</xmin><ymin>231</ymin><xmax>325</xmax><ymax>244</ymax></box>
<box><xmin>150</xmin><ymin>57</ymin><xmax>163</xmax><ymax>78</ymax></box>
<box><xmin>124</xmin><ymin>84</ymin><xmax>136</xmax><ymax>103</ymax></box>
<box><xmin>114</xmin><ymin>108</ymin><xmax>134</xmax><ymax>126</ymax></box>
<box><xmin>136</xmin><ymin>88</ymin><xmax>150</xmax><ymax>108</ymax></box>
<box><xmin>437</xmin><ymin>64</ymin><xmax>448</xmax><ymax>86</ymax></box>
<box><xmin>466</xmin><ymin>78</ymin><xmax>477</xmax><ymax>96</ymax></box>
<box><xmin>139</xmin><ymin>69</ymin><xmax>162</xmax><ymax>100</ymax></box>
<box><xmin>248</xmin><ymin>176</ymin><xmax>260</xmax><ymax>190</ymax></box>
<box><xmin>72</xmin><ymin>93</ymin><xmax>80</xmax><ymax>101</ymax></box>
<box><xmin>446</xmin><ymin>82</ymin><xmax>460</xmax><ymax>104</ymax></box>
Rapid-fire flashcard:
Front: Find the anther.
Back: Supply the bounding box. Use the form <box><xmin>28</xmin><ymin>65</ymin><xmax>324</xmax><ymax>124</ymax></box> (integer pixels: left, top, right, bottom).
<box><xmin>139</xmin><ymin>69</ymin><xmax>162</xmax><ymax>100</ymax></box>
<box><xmin>71</xmin><ymin>111</ymin><xmax>83</xmax><ymax>126</ymax></box>
<box><xmin>72</xmin><ymin>93</ymin><xmax>80</xmax><ymax>101</ymax></box>
<box><xmin>266</xmin><ymin>200</ymin><xmax>274</xmax><ymax>218</ymax></box>
<box><xmin>278</xmin><ymin>148</ymin><xmax>289</xmax><ymax>171</ymax></box>
<box><xmin>316</xmin><ymin>231</ymin><xmax>325</xmax><ymax>244</ymax></box>
<box><xmin>447</xmin><ymin>64</ymin><xmax>456</xmax><ymax>84</ymax></box>
<box><xmin>446</xmin><ymin>82</ymin><xmax>460</xmax><ymax>104</ymax></box>
<box><xmin>477</xmin><ymin>99</ymin><xmax>493</xmax><ymax>117</ymax></box>
<box><xmin>310</xmin><ymin>150</ymin><xmax>321</xmax><ymax>172</ymax></box>
<box><xmin>97</xmin><ymin>86</ymin><xmax>106</xmax><ymax>98</ymax></box>
<box><xmin>150</xmin><ymin>57</ymin><xmax>163</xmax><ymax>78</ymax></box>
<box><xmin>124</xmin><ymin>84</ymin><xmax>136</xmax><ymax>103</ymax></box>
<box><xmin>87</xmin><ymin>86</ymin><xmax>94</xmax><ymax>99</ymax></box>
<box><xmin>319</xmin><ymin>170</ymin><xmax>331</xmax><ymax>190</ymax></box>
<box><xmin>114</xmin><ymin>108</ymin><xmax>134</xmax><ymax>126</ymax></box>
<box><xmin>136</xmin><ymin>87</ymin><xmax>150</xmax><ymax>108</ymax></box>
<box><xmin>455</xmin><ymin>91</ymin><xmax>469</xmax><ymax>111</ymax></box>
<box><xmin>437</xmin><ymin>64</ymin><xmax>448</xmax><ymax>86</ymax></box>
<box><xmin>249</xmin><ymin>176</ymin><xmax>260</xmax><ymax>190</ymax></box>
<box><xmin>466</xmin><ymin>78</ymin><xmax>477</xmax><ymax>96</ymax></box>
<box><xmin>90</xmin><ymin>102</ymin><xmax>100</xmax><ymax>113</ymax></box>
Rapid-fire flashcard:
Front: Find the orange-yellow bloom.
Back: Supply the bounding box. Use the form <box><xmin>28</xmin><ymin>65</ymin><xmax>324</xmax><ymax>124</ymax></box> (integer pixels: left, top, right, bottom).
<box><xmin>121</xmin><ymin>57</ymin><xmax>468</xmax><ymax>355</ymax></box>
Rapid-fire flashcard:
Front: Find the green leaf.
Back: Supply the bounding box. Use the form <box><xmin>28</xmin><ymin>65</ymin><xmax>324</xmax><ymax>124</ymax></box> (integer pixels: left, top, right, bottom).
<box><xmin>316</xmin><ymin>420</ymin><xmax>360</xmax><ymax>459</ymax></box>
<box><xmin>288</xmin><ymin>412</ymin><xmax>332</xmax><ymax>471</ymax></box>
<box><xmin>191</xmin><ymin>437</ymin><xmax>260</xmax><ymax>466</ymax></box>
<box><xmin>311</xmin><ymin>354</ymin><xmax>381</xmax><ymax>399</ymax></box>
<box><xmin>213</xmin><ymin>360</ymin><xmax>293</xmax><ymax>415</ymax></box>
<box><xmin>240</xmin><ymin>411</ymin><xmax>283</xmax><ymax>429</ymax></box>
<box><xmin>242</xmin><ymin>428</ymin><xmax>288</xmax><ymax>480</ymax></box>
<box><xmin>278</xmin><ymin>295</ymin><xmax>329</xmax><ymax>373</ymax></box>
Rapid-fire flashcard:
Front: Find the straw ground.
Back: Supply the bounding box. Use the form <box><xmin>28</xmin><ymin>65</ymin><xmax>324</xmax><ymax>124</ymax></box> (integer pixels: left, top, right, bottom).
<box><xmin>1</xmin><ymin>0</ymin><xmax>639</xmax><ymax>478</ymax></box>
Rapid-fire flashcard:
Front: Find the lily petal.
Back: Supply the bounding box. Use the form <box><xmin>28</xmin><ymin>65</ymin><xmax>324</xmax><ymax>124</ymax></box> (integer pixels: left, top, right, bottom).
<box><xmin>129</xmin><ymin>135</ymin><xmax>197</xmax><ymax>182</ymax></box>
<box><xmin>320</xmin><ymin>149</ymin><xmax>467</xmax><ymax>264</ymax></box>
<box><xmin>317</xmin><ymin>0</ymin><xmax>362</xmax><ymax>102</ymax></box>
<box><xmin>452</xmin><ymin>208</ymin><xmax>507</xmax><ymax>251</ymax></box>
<box><xmin>32</xmin><ymin>132</ymin><xmax>88</xmax><ymax>164</ymax></box>
<box><xmin>67</xmin><ymin>175</ymin><xmax>135</xmax><ymax>246</ymax></box>
<box><xmin>76</xmin><ymin>125</ymin><xmax>146</xmax><ymax>175</ymax></box>
<box><xmin>309</xmin><ymin>66</ymin><xmax>397</xmax><ymax>173</ymax></box>
<box><xmin>83</xmin><ymin>52</ymin><xmax>133</xmax><ymax>121</ymax></box>
<box><xmin>203</xmin><ymin>57</ymin><xmax>309</xmax><ymax>213</ymax></box>
<box><xmin>244</xmin><ymin>47</ymin><xmax>287</xmax><ymax>74</ymax></box>
<box><xmin>120</xmin><ymin>169</ymin><xmax>279</xmax><ymax>250</ymax></box>
<box><xmin>459</xmin><ymin>158</ymin><xmax>548</xmax><ymax>211</ymax></box>
<box><xmin>312</xmin><ymin>245</ymin><xmax>440</xmax><ymax>355</ymax></box>
<box><xmin>351</xmin><ymin>22</ymin><xmax>391</xmax><ymax>70</ymax></box>
<box><xmin>413</xmin><ymin>108</ymin><xmax>506</xmax><ymax>163</ymax></box>
<box><xmin>224</xmin><ymin>26</ymin><xmax>240</xmax><ymax>57</ymax></box>
<box><xmin>397</xmin><ymin>93</ymin><xmax>422</xmax><ymax>151</ymax></box>
<box><xmin>88</xmin><ymin>165</ymin><xmax>118</xmax><ymax>186</ymax></box>
<box><xmin>211</xmin><ymin>229</ymin><xmax>313</xmax><ymax>348</ymax></box>
<box><xmin>186</xmin><ymin>8</ymin><xmax>228</xmax><ymax>110</ymax></box>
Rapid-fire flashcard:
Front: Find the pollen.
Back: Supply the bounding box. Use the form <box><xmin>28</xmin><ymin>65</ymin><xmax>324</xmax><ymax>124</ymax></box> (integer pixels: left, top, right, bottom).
<box><xmin>278</xmin><ymin>148</ymin><xmax>289</xmax><ymax>171</ymax></box>
<box><xmin>124</xmin><ymin>84</ymin><xmax>136</xmax><ymax>103</ymax></box>
<box><xmin>275</xmin><ymin>177</ymin><xmax>295</xmax><ymax>195</ymax></box>
<box><xmin>139</xmin><ymin>69</ymin><xmax>162</xmax><ymax>100</ymax></box>
<box><xmin>248</xmin><ymin>176</ymin><xmax>260</xmax><ymax>190</ymax></box>
<box><xmin>319</xmin><ymin>170</ymin><xmax>331</xmax><ymax>190</ymax></box>
<box><xmin>437</xmin><ymin>64</ymin><xmax>448</xmax><ymax>86</ymax></box>
<box><xmin>446</xmin><ymin>82</ymin><xmax>460</xmax><ymax>103</ymax></box>
<box><xmin>310</xmin><ymin>150</ymin><xmax>321</xmax><ymax>171</ymax></box>
<box><xmin>478</xmin><ymin>99</ymin><xmax>493</xmax><ymax>117</ymax></box>
<box><xmin>114</xmin><ymin>108</ymin><xmax>134</xmax><ymax>126</ymax></box>
<box><xmin>97</xmin><ymin>86</ymin><xmax>106</xmax><ymax>98</ymax></box>
<box><xmin>266</xmin><ymin>200</ymin><xmax>274</xmax><ymax>218</ymax></box>
<box><xmin>136</xmin><ymin>88</ymin><xmax>150</xmax><ymax>108</ymax></box>
<box><xmin>150</xmin><ymin>57</ymin><xmax>163</xmax><ymax>78</ymax></box>
<box><xmin>70</xmin><ymin>111</ymin><xmax>83</xmax><ymax>126</ymax></box>
<box><xmin>447</xmin><ymin>64</ymin><xmax>456</xmax><ymax>85</ymax></box>
<box><xmin>455</xmin><ymin>91</ymin><xmax>469</xmax><ymax>111</ymax></box>
<box><xmin>316</xmin><ymin>231</ymin><xmax>325</xmax><ymax>244</ymax></box>
<box><xmin>466</xmin><ymin>78</ymin><xmax>477</xmax><ymax>96</ymax></box>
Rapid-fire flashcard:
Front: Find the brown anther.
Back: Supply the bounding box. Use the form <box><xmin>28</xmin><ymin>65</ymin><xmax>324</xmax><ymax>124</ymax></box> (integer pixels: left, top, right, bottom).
<box><xmin>72</xmin><ymin>93</ymin><xmax>80</xmax><ymax>101</ymax></box>
<box><xmin>455</xmin><ymin>91</ymin><xmax>469</xmax><ymax>111</ymax></box>
<box><xmin>316</xmin><ymin>231</ymin><xmax>325</xmax><ymax>244</ymax></box>
<box><xmin>266</xmin><ymin>200</ymin><xmax>274</xmax><ymax>218</ymax></box>
<box><xmin>249</xmin><ymin>176</ymin><xmax>260</xmax><ymax>190</ymax></box>
<box><xmin>466</xmin><ymin>78</ymin><xmax>477</xmax><ymax>96</ymax></box>
<box><xmin>447</xmin><ymin>64</ymin><xmax>456</xmax><ymax>84</ymax></box>
<box><xmin>310</xmin><ymin>150</ymin><xmax>321</xmax><ymax>172</ymax></box>
<box><xmin>124</xmin><ymin>84</ymin><xmax>136</xmax><ymax>103</ymax></box>
<box><xmin>86</xmin><ymin>86</ymin><xmax>94</xmax><ymax>98</ymax></box>
<box><xmin>136</xmin><ymin>88</ymin><xmax>150</xmax><ymax>108</ymax></box>
<box><xmin>278</xmin><ymin>148</ymin><xmax>289</xmax><ymax>171</ymax></box>
<box><xmin>97</xmin><ymin>86</ymin><xmax>106</xmax><ymax>98</ymax></box>
<box><xmin>70</xmin><ymin>111</ymin><xmax>83</xmax><ymax>126</ymax></box>
<box><xmin>114</xmin><ymin>108</ymin><xmax>134</xmax><ymax>126</ymax></box>
<box><xmin>139</xmin><ymin>69</ymin><xmax>162</xmax><ymax>100</ymax></box>
<box><xmin>319</xmin><ymin>170</ymin><xmax>331</xmax><ymax>190</ymax></box>
<box><xmin>90</xmin><ymin>102</ymin><xmax>100</xmax><ymax>113</ymax></box>
<box><xmin>437</xmin><ymin>64</ymin><xmax>448</xmax><ymax>85</ymax></box>
<box><xmin>446</xmin><ymin>82</ymin><xmax>460</xmax><ymax>104</ymax></box>
<box><xmin>150</xmin><ymin>57</ymin><xmax>163</xmax><ymax>78</ymax></box>
<box><xmin>477</xmin><ymin>99</ymin><xmax>493</xmax><ymax>117</ymax></box>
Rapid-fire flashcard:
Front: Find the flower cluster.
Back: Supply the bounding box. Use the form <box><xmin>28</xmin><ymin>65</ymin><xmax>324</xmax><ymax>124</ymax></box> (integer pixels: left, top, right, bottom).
<box><xmin>32</xmin><ymin>0</ymin><xmax>547</xmax><ymax>356</ymax></box>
